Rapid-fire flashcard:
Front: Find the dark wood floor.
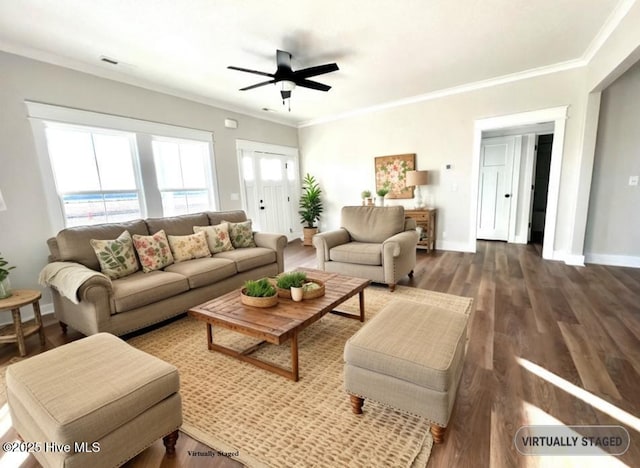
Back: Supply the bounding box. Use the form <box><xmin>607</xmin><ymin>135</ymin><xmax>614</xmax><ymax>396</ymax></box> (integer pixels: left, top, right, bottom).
<box><xmin>2</xmin><ymin>240</ymin><xmax>639</xmax><ymax>467</ymax></box>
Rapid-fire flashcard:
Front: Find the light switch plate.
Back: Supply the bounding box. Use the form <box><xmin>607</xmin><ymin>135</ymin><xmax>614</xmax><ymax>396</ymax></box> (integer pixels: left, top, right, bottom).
<box><xmin>629</xmin><ymin>176</ymin><xmax>639</xmax><ymax>186</ymax></box>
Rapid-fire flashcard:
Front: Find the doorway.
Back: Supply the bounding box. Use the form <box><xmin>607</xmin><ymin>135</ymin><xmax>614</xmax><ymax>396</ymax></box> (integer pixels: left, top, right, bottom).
<box><xmin>530</xmin><ymin>134</ymin><xmax>553</xmax><ymax>245</ymax></box>
<box><xmin>469</xmin><ymin>106</ymin><xmax>568</xmax><ymax>260</ymax></box>
<box><xmin>236</xmin><ymin>140</ymin><xmax>301</xmax><ymax>241</ymax></box>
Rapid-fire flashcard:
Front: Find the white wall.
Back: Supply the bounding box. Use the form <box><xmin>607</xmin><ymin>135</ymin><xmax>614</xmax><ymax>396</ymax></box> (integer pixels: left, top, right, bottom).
<box><xmin>298</xmin><ymin>68</ymin><xmax>589</xmax><ymax>255</ymax></box>
<box><xmin>0</xmin><ymin>51</ymin><xmax>298</xmax><ymax>308</ymax></box>
<box><xmin>584</xmin><ymin>59</ymin><xmax>640</xmax><ymax>266</ymax></box>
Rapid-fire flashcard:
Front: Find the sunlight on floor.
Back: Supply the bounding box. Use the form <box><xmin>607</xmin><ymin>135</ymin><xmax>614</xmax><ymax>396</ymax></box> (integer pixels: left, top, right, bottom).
<box><xmin>0</xmin><ymin>403</ymin><xmax>11</xmax><ymax>439</ymax></box>
<box><xmin>521</xmin><ymin>402</ymin><xmax>628</xmax><ymax>468</ymax></box>
<box><xmin>517</xmin><ymin>357</ymin><xmax>640</xmax><ymax>432</ymax></box>
<box><xmin>0</xmin><ymin>402</ymin><xmax>29</xmax><ymax>468</ymax></box>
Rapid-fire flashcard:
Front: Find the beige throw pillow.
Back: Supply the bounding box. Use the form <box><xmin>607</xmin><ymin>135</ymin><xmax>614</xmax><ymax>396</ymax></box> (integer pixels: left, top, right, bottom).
<box><xmin>168</xmin><ymin>231</ymin><xmax>211</xmax><ymax>262</ymax></box>
<box><xmin>193</xmin><ymin>223</ymin><xmax>234</xmax><ymax>254</ymax></box>
<box><xmin>90</xmin><ymin>230</ymin><xmax>140</xmax><ymax>279</ymax></box>
<box><xmin>225</xmin><ymin>220</ymin><xmax>257</xmax><ymax>248</ymax></box>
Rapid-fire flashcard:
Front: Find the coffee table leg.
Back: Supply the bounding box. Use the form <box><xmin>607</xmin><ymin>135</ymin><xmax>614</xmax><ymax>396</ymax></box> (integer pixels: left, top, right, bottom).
<box><xmin>291</xmin><ymin>332</ymin><xmax>299</xmax><ymax>382</ymax></box>
<box><xmin>358</xmin><ymin>290</ymin><xmax>365</xmax><ymax>322</ymax></box>
<box><xmin>206</xmin><ymin>323</ymin><xmax>213</xmax><ymax>350</ymax></box>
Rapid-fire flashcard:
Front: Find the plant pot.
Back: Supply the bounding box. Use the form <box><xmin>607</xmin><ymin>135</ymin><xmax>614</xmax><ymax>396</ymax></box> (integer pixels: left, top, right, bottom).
<box><xmin>303</xmin><ymin>227</ymin><xmax>318</xmax><ymax>246</ymax></box>
<box><xmin>0</xmin><ymin>277</ymin><xmax>11</xmax><ymax>299</ymax></box>
<box><xmin>240</xmin><ymin>288</ymin><xmax>278</xmax><ymax>308</ymax></box>
<box><xmin>291</xmin><ymin>286</ymin><xmax>304</xmax><ymax>302</ymax></box>
<box><xmin>375</xmin><ymin>196</ymin><xmax>385</xmax><ymax>207</ymax></box>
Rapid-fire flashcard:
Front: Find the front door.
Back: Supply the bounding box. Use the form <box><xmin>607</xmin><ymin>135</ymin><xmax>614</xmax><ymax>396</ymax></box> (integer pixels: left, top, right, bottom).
<box><xmin>477</xmin><ymin>136</ymin><xmax>515</xmax><ymax>240</ymax></box>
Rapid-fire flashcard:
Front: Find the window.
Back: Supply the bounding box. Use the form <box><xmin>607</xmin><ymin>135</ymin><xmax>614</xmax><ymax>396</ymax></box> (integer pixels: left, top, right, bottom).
<box><xmin>28</xmin><ymin>101</ymin><xmax>219</xmax><ymax>229</ymax></box>
<box><xmin>152</xmin><ymin>138</ymin><xmax>213</xmax><ymax>216</ymax></box>
<box><xmin>45</xmin><ymin>124</ymin><xmax>143</xmax><ymax>226</ymax></box>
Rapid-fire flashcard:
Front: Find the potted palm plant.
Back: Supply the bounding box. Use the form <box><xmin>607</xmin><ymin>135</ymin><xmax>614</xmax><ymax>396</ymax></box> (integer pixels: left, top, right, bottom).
<box><xmin>298</xmin><ymin>173</ymin><xmax>323</xmax><ymax>246</ymax></box>
<box><xmin>0</xmin><ymin>252</ymin><xmax>16</xmax><ymax>299</ymax></box>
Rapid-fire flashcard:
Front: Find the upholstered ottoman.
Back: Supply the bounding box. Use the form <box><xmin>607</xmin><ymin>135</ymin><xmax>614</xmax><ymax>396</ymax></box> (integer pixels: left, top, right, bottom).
<box><xmin>344</xmin><ymin>298</ymin><xmax>470</xmax><ymax>443</ymax></box>
<box><xmin>6</xmin><ymin>333</ymin><xmax>182</xmax><ymax>468</ymax></box>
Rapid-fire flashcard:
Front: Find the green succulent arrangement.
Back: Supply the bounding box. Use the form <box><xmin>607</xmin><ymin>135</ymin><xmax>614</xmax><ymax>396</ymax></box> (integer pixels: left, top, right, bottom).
<box><xmin>243</xmin><ymin>278</ymin><xmax>277</xmax><ymax>297</ymax></box>
<box><xmin>0</xmin><ymin>253</ymin><xmax>15</xmax><ymax>282</ymax></box>
<box><xmin>376</xmin><ymin>182</ymin><xmax>391</xmax><ymax>197</ymax></box>
<box><xmin>276</xmin><ymin>272</ymin><xmax>308</xmax><ymax>289</ymax></box>
<box><xmin>361</xmin><ymin>190</ymin><xmax>372</xmax><ymax>199</ymax></box>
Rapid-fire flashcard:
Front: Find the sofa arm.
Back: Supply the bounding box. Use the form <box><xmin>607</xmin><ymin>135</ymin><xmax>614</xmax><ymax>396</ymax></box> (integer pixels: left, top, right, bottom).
<box><xmin>253</xmin><ymin>232</ymin><xmax>288</xmax><ymax>273</ymax></box>
<box><xmin>383</xmin><ymin>230</ymin><xmax>419</xmax><ymax>258</ymax></box>
<box><xmin>312</xmin><ymin>229</ymin><xmax>350</xmax><ymax>267</ymax></box>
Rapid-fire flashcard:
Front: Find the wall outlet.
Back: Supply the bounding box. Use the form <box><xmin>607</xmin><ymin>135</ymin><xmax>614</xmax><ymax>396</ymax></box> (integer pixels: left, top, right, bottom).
<box><xmin>629</xmin><ymin>175</ymin><xmax>639</xmax><ymax>186</ymax></box>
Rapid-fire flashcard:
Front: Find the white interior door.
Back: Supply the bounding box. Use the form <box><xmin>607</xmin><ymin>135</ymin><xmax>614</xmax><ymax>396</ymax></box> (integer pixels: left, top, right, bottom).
<box><xmin>477</xmin><ymin>136</ymin><xmax>515</xmax><ymax>240</ymax></box>
<box><xmin>239</xmin><ymin>149</ymin><xmax>299</xmax><ymax>239</ymax></box>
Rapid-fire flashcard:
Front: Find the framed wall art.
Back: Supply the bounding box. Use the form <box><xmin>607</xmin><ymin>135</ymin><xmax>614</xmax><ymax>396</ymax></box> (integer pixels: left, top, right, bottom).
<box><xmin>374</xmin><ymin>153</ymin><xmax>416</xmax><ymax>199</ymax></box>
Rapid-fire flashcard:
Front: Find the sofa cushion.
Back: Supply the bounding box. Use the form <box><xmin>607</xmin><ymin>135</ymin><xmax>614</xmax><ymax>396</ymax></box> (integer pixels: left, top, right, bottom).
<box><xmin>214</xmin><ymin>247</ymin><xmax>276</xmax><ymax>273</ymax></box>
<box><xmin>145</xmin><ymin>213</ymin><xmax>209</xmax><ymax>236</ymax></box>
<box><xmin>165</xmin><ymin>257</ymin><xmax>237</xmax><ymax>289</ymax></box>
<box><xmin>341</xmin><ymin>206</ymin><xmax>405</xmax><ymax>243</ymax></box>
<box><xmin>133</xmin><ymin>230</ymin><xmax>174</xmax><ymax>272</ymax></box>
<box><xmin>56</xmin><ymin>220</ymin><xmax>149</xmax><ymax>271</ymax></box>
<box><xmin>206</xmin><ymin>210</ymin><xmax>247</xmax><ymax>226</ymax></box>
<box><xmin>225</xmin><ymin>220</ymin><xmax>257</xmax><ymax>248</ymax></box>
<box><xmin>111</xmin><ymin>270</ymin><xmax>189</xmax><ymax>313</ymax></box>
<box><xmin>194</xmin><ymin>223</ymin><xmax>234</xmax><ymax>253</ymax></box>
<box><xmin>329</xmin><ymin>242</ymin><xmax>382</xmax><ymax>266</ymax></box>
<box><xmin>89</xmin><ymin>230</ymin><xmax>140</xmax><ymax>279</ymax></box>
<box><xmin>168</xmin><ymin>231</ymin><xmax>211</xmax><ymax>262</ymax></box>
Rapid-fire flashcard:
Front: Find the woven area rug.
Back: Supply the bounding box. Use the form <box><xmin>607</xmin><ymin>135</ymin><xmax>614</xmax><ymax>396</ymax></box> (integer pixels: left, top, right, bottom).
<box><xmin>127</xmin><ymin>285</ymin><xmax>472</xmax><ymax>468</ymax></box>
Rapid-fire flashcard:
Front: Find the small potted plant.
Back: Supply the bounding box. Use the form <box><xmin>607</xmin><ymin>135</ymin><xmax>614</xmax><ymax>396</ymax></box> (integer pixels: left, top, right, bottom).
<box><xmin>361</xmin><ymin>190</ymin><xmax>372</xmax><ymax>206</ymax></box>
<box><xmin>241</xmin><ymin>278</ymin><xmax>278</xmax><ymax>307</ymax></box>
<box><xmin>0</xmin><ymin>253</ymin><xmax>15</xmax><ymax>299</ymax></box>
<box><xmin>276</xmin><ymin>272</ymin><xmax>308</xmax><ymax>301</ymax></box>
<box><xmin>376</xmin><ymin>183</ymin><xmax>390</xmax><ymax>206</ymax></box>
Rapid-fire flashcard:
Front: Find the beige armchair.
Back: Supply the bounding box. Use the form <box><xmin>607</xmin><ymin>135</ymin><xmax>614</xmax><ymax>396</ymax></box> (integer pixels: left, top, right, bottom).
<box><xmin>313</xmin><ymin>206</ymin><xmax>418</xmax><ymax>291</ymax></box>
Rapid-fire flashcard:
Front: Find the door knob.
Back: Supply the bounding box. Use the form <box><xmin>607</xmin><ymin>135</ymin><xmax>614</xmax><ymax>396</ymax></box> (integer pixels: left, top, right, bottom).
<box><xmin>504</xmin><ymin>194</ymin><xmax>511</xmax><ymax>198</ymax></box>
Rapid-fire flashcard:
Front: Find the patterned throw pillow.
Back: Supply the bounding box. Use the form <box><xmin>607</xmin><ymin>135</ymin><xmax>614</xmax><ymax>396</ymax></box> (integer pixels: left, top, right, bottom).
<box><xmin>132</xmin><ymin>230</ymin><xmax>174</xmax><ymax>273</ymax></box>
<box><xmin>90</xmin><ymin>230</ymin><xmax>140</xmax><ymax>279</ymax></box>
<box><xmin>224</xmin><ymin>220</ymin><xmax>257</xmax><ymax>248</ymax></box>
<box><xmin>193</xmin><ymin>223</ymin><xmax>234</xmax><ymax>254</ymax></box>
<box><xmin>167</xmin><ymin>231</ymin><xmax>211</xmax><ymax>262</ymax></box>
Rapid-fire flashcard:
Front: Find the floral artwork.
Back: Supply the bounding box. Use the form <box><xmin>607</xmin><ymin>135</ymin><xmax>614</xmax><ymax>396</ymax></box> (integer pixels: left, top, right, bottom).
<box><xmin>374</xmin><ymin>154</ymin><xmax>416</xmax><ymax>199</ymax></box>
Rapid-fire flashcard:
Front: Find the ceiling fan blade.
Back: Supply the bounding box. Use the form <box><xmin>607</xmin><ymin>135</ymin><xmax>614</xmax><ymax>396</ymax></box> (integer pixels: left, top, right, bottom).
<box><xmin>239</xmin><ymin>80</ymin><xmax>276</xmax><ymax>91</ymax></box>
<box><xmin>293</xmin><ymin>63</ymin><xmax>339</xmax><ymax>79</ymax></box>
<box><xmin>276</xmin><ymin>50</ymin><xmax>292</xmax><ymax>70</ymax></box>
<box><xmin>228</xmin><ymin>66</ymin><xmax>274</xmax><ymax>78</ymax></box>
<box><xmin>294</xmin><ymin>79</ymin><xmax>331</xmax><ymax>92</ymax></box>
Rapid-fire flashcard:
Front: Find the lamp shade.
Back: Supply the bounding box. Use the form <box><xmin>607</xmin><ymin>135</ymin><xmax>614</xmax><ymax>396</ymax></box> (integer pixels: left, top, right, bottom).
<box><xmin>406</xmin><ymin>170</ymin><xmax>429</xmax><ymax>186</ymax></box>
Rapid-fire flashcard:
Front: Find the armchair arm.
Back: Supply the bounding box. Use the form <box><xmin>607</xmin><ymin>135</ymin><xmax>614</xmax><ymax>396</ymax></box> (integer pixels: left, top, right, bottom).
<box><xmin>312</xmin><ymin>229</ymin><xmax>350</xmax><ymax>266</ymax></box>
<box><xmin>383</xmin><ymin>230</ymin><xmax>419</xmax><ymax>258</ymax></box>
<box><xmin>253</xmin><ymin>232</ymin><xmax>288</xmax><ymax>273</ymax></box>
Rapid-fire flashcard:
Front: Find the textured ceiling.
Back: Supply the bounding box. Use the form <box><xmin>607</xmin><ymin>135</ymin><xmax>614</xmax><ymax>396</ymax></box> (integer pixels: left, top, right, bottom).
<box><xmin>0</xmin><ymin>0</ymin><xmax>629</xmax><ymax>126</ymax></box>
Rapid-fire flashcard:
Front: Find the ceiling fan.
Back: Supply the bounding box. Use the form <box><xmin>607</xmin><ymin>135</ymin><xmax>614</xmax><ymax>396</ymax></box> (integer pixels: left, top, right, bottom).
<box><xmin>228</xmin><ymin>50</ymin><xmax>339</xmax><ymax>109</ymax></box>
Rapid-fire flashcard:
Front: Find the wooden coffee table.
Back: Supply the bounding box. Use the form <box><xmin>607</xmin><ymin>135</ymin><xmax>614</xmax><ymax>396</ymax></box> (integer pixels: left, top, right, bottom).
<box><xmin>188</xmin><ymin>269</ymin><xmax>370</xmax><ymax>381</ymax></box>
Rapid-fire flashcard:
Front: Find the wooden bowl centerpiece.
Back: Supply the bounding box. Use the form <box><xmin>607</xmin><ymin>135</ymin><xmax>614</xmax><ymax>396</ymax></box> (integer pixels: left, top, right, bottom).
<box><xmin>275</xmin><ymin>272</ymin><xmax>325</xmax><ymax>300</ymax></box>
<box><xmin>241</xmin><ymin>278</ymin><xmax>278</xmax><ymax>308</ymax></box>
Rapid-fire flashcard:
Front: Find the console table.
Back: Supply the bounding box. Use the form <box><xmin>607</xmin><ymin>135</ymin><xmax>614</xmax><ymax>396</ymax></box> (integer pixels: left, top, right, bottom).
<box><xmin>405</xmin><ymin>209</ymin><xmax>436</xmax><ymax>251</ymax></box>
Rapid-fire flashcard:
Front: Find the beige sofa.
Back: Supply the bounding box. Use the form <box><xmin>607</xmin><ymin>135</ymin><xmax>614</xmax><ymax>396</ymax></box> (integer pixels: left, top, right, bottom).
<box><xmin>312</xmin><ymin>206</ymin><xmax>418</xmax><ymax>291</ymax></box>
<box><xmin>44</xmin><ymin>211</ymin><xmax>287</xmax><ymax>336</ymax></box>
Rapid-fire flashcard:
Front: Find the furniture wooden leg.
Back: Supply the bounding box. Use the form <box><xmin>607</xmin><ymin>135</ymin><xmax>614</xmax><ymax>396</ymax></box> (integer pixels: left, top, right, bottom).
<box><xmin>358</xmin><ymin>290</ymin><xmax>365</xmax><ymax>322</ymax></box>
<box><xmin>206</xmin><ymin>323</ymin><xmax>213</xmax><ymax>350</ymax></box>
<box><xmin>430</xmin><ymin>424</ymin><xmax>446</xmax><ymax>444</ymax></box>
<box><xmin>162</xmin><ymin>430</ymin><xmax>179</xmax><ymax>456</ymax></box>
<box><xmin>408</xmin><ymin>270</ymin><xmax>414</xmax><ymax>278</ymax></box>
<box><xmin>349</xmin><ymin>394</ymin><xmax>364</xmax><ymax>414</ymax></box>
<box><xmin>33</xmin><ymin>300</ymin><xmax>46</xmax><ymax>347</ymax></box>
<box><xmin>291</xmin><ymin>332</ymin><xmax>299</xmax><ymax>382</ymax></box>
<box><xmin>11</xmin><ymin>308</ymin><xmax>26</xmax><ymax>357</ymax></box>
<box><xmin>389</xmin><ymin>283</ymin><xmax>396</xmax><ymax>292</ymax></box>
<box><xmin>59</xmin><ymin>322</ymin><xmax>68</xmax><ymax>334</ymax></box>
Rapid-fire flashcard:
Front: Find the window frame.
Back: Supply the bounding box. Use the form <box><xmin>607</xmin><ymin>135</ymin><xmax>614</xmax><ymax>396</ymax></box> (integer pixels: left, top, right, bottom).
<box><xmin>26</xmin><ymin>101</ymin><xmax>219</xmax><ymax>231</ymax></box>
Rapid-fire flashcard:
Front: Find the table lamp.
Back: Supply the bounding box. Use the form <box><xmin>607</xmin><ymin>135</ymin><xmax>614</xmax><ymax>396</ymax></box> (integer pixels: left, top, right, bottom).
<box><xmin>406</xmin><ymin>170</ymin><xmax>429</xmax><ymax>209</ymax></box>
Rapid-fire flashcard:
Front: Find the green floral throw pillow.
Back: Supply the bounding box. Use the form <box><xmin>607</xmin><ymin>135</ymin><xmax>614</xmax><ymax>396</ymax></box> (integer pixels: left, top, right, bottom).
<box><xmin>90</xmin><ymin>230</ymin><xmax>140</xmax><ymax>279</ymax></box>
<box><xmin>224</xmin><ymin>220</ymin><xmax>257</xmax><ymax>248</ymax></box>
<box><xmin>193</xmin><ymin>223</ymin><xmax>234</xmax><ymax>254</ymax></box>
<box><xmin>132</xmin><ymin>230</ymin><xmax>174</xmax><ymax>273</ymax></box>
<box><xmin>168</xmin><ymin>231</ymin><xmax>211</xmax><ymax>262</ymax></box>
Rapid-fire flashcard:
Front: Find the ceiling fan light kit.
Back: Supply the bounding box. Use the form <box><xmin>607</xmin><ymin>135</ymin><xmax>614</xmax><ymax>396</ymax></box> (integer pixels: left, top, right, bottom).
<box><xmin>228</xmin><ymin>49</ymin><xmax>338</xmax><ymax>111</ymax></box>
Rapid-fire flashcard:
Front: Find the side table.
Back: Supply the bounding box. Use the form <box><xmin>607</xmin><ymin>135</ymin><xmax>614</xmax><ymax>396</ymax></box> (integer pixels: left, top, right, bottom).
<box><xmin>0</xmin><ymin>289</ymin><xmax>46</xmax><ymax>356</ymax></box>
<box><xmin>405</xmin><ymin>208</ymin><xmax>437</xmax><ymax>251</ymax></box>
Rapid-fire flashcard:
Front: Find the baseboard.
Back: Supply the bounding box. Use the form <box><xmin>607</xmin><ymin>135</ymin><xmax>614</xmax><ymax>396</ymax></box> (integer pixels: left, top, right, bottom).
<box><xmin>0</xmin><ymin>301</ymin><xmax>54</xmax><ymax>327</ymax></box>
<box><xmin>562</xmin><ymin>253</ymin><xmax>586</xmax><ymax>267</ymax></box>
<box><xmin>584</xmin><ymin>253</ymin><xmax>640</xmax><ymax>268</ymax></box>
<box><xmin>436</xmin><ymin>240</ymin><xmax>474</xmax><ymax>253</ymax></box>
